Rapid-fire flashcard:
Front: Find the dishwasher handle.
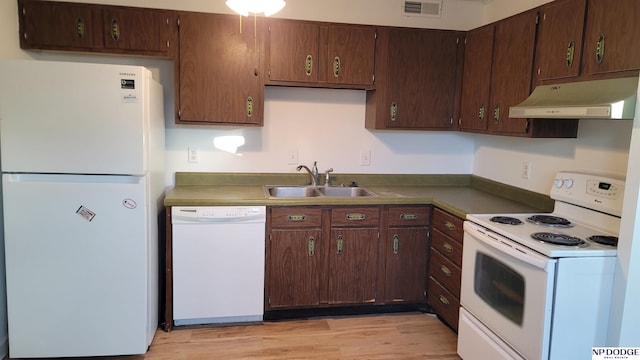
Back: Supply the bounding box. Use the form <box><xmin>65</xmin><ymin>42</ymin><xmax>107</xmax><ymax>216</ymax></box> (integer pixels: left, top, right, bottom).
<box><xmin>172</xmin><ymin>206</ymin><xmax>266</xmax><ymax>224</ymax></box>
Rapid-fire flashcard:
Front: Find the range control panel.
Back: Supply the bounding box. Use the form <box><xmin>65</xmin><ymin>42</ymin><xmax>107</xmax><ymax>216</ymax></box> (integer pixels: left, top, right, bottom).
<box><xmin>551</xmin><ymin>171</ymin><xmax>625</xmax><ymax>216</ymax></box>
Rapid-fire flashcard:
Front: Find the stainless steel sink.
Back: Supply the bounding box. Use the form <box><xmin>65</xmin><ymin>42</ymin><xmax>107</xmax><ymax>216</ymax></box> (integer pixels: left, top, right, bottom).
<box><xmin>265</xmin><ymin>186</ymin><xmax>322</xmax><ymax>198</ymax></box>
<box><xmin>317</xmin><ymin>186</ymin><xmax>376</xmax><ymax>197</ymax></box>
<box><xmin>264</xmin><ymin>185</ymin><xmax>376</xmax><ymax>198</ymax></box>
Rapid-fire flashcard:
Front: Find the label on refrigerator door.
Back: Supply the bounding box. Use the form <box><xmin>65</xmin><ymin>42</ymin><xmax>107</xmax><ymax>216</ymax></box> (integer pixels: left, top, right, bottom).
<box><xmin>76</xmin><ymin>205</ymin><xmax>96</xmax><ymax>222</ymax></box>
<box><xmin>121</xmin><ymin>92</ymin><xmax>139</xmax><ymax>103</ymax></box>
<box><xmin>122</xmin><ymin>198</ymin><xmax>137</xmax><ymax>209</ymax></box>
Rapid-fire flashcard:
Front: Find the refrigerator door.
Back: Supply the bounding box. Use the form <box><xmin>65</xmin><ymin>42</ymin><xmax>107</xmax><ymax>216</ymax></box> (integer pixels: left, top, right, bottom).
<box><xmin>0</xmin><ymin>60</ymin><xmax>148</xmax><ymax>175</ymax></box>
<box><xmin>3</xmin><ymin>173</ymin><xmax>150</xmax><ymax>357</ymax></box>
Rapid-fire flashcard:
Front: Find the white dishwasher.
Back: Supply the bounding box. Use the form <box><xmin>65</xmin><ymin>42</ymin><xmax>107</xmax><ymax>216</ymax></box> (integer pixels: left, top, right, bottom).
<box><xmin>171</xmin><ymin>206</ymin><xmax>266</xmax><ymax>326</ymax></box>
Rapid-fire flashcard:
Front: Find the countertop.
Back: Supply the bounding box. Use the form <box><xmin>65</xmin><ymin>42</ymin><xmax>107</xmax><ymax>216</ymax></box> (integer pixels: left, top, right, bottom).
<box><xmin>164</xmin><ymin>173</ymin><xmax>554</xmax><ymax>218</ymax></box>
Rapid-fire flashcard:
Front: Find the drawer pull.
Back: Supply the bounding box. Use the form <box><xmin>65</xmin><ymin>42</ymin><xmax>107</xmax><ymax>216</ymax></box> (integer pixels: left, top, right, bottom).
<box><xmin>390</xmin><ymin>102</ymin><xmax>398</xmax><ymax>121</ymax></box>
<box><xmin>246</xmin><ymin>96</ymin><xmax>254</xmax><ymax>118</ymax></box>
<box><xmin>478</xmin><ymin>104</ymin><xmax>485</xmax><ymax>121</ymax></box>
<box><xmin>76</xmin><ymin>17</ymin><xmax>86</xmax><ymax>39</ymax></box>
<box><xmin>392</xmin><ymin>234</ymin><xmax>399</xmax><ymax>254</ymax></box>
<box><xmin>287</xmin><ymin>214</ymin><xmax>307</xmax><ymax>222</ymax></box>
<box><xmin>444</xmin><ymin>221</ymin><xmax>456</xmax><ymax>231</ymax></box>
<box><xmin>440</xmin><ymin>265</ymin><xmax>452</xmax><ymax>277</ymax></box>
<box><xmin>336</xmin><ymin>235</ymin><xmax>344</xmax><ymax>255</ymax></box>
<box><xmin>566</xmin><ymin>41</ymin><xmax>575</xmax><ymax>67</ymax></box>
<box><xmin>308</xmin><ymin>236</ymin><xmax>315</xmax><ymax>256</ymax></box>
<box><xmin>346</xmin><ymin>213</ymin><xmax>366</xmax><ymax>221</ymax></box>
<box><xmin>111</xmin><ymin>18</ymin><xmax>120</xmax><ymax>41</ymax></box>
<box><xmin>442</xmin><ymin>242</ymin><xmax>454</xmax><ymax>253</ymax></box>
<box><xmin>399</xmin><ymin>213</ymin><xmax>418</xmax><ymax>221</ymax></box>
<box><xmin>439</xmin><ymin>295</ymin><xmax>450</xmax><ymax>306</ymax></box>
<box><xmin>333</xmin><ymin>56</ymin><xmax>341</xmax><ymax>77</ymax></box>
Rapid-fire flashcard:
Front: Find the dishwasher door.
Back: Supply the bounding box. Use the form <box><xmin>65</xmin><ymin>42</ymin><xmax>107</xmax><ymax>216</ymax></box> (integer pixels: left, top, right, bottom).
<box><xmin>171</xmin><ymin>206</ymin><xmax>266</xmax><ymax>326</ymax></box>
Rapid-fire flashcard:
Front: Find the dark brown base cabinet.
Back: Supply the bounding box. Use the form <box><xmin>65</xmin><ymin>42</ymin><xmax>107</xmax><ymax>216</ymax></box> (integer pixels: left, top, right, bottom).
<box><xmin>427</xmin><ymin>208</ymin><xmax>464</xmax><ymax>331</ymax></box>
<box><xmin>266</xmin><ymin>205</ymin><xmax>431</xmax><ymax>311</ymax></box>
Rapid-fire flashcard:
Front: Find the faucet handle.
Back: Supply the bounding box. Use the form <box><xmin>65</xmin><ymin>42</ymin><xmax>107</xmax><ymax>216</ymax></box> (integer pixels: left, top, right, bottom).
<box><xmin>324</xmin><ymin>168</ymin><xmax>334</xmax><ymax>186</ymax></box>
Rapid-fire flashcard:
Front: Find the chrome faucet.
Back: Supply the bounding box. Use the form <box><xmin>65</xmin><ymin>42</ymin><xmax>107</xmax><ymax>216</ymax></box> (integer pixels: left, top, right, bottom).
<box><xmin>297</xmin><ymin>161</ymin><xmax>319</xmax><ymax>186</ymax></box>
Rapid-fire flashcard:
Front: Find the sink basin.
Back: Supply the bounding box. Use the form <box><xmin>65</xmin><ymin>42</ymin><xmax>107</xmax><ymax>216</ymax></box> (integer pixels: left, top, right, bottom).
<box><xmin>317</xmin><ymin>186</ymin><xmax>376</xmax><ymax>197</ymax></box>
<box><xmin>264</xmin><ymin>185</ymin><xmax>377</xmax><ymax>198</ymax></box>
<box><xmin>265</xmin><ymin>186</ymin><xmax>322</xmax><ymax>198</ymax></box>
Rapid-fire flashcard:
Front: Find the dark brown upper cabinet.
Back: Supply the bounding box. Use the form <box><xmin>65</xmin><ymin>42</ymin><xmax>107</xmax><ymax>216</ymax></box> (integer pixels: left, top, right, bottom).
<box><xmin>533</xmin><ymin>0</ymin><xmax>587</xmax><ymax>84</ymax></box>
<box><xmin>102</xmin><ymin>7</ymin><xmax>176</xmax><ymax>55</ymax></box>
<box><xmin>266</xmin><ymin>19</ymin><xmax>376</xmax><ymax>88</ymax></box>
<box><xmin>176</xmin><ymin>12</ymin><xmax>263</xmax><ymax>125</ymax></box>
<box><xmin>366</xmin><ymin>27</ymin><xmax>462</xmax><ymax>130</ymax></box>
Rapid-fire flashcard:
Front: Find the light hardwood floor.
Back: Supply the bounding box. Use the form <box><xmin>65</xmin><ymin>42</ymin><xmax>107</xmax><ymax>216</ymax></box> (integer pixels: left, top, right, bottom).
<box><xmin>148</xmin><ymin>312</ymin><xmax>459</xmax><ymax>360</ymax></box>
<box><xmin>12</xmin><ymin>313</ymin><xmax>461</xmax><ymax>360</ymax></box>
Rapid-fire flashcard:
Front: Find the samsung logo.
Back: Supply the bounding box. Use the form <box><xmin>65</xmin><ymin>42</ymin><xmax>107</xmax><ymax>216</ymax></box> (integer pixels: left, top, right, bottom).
<box><xmin>119</xmin><ymin>72</ymin><xmax>136</xmax><ymax>77</ymax></box>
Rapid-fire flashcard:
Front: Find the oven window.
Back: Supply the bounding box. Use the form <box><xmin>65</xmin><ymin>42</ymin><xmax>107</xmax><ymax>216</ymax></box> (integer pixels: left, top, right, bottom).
<box><xmin>474</xmin><ymin>253</ymin><xmax>525</xmax><ymax>325</ymax></box>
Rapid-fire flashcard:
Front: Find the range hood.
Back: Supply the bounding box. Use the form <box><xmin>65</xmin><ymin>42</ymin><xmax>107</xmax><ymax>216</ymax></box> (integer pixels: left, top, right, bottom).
<box><xmin>509</xmin><ymin>77</ymin><xmax>639</xmax><ymax>120</ymax></box>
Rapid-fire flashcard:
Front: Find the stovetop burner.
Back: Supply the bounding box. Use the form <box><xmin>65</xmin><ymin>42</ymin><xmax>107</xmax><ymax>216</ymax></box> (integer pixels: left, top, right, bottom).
<box><xmin>527</xmin><ymin>215</ymin><xmax>573</xmax><ymax>228</ymax></box>
<box><xmin>531</xmin><ymin>232</ymin><xmax>587</xmax><ymax>247</ymax></box>
<box><xmin>490</xmin><ymin>216</ymin><xmax>523</xmax><ymax>225</ymax></box>
<box><xmin>587</xmin><ymin>235</ymin><xmax>618</xmax><ymax>247</ymax></box>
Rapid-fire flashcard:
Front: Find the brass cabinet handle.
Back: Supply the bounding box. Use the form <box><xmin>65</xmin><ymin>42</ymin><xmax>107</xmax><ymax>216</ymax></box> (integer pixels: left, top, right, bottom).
<box><xmin>390</xmin><ymin>102</ymin><xmax>398</xmax><ymax>121</ymax></box>
<box><xmin>246</xmin><ymin>96</ymin><xmax>253</xmax><ymax>117</ymax></box>
<box><xmin>566</xmin><ymin>41</ymin><xmax>575</xmax><ymax>67</ymax></box>
<box><xmin>439</xmin><ymin>295</ymin><xmax>450</xmax><ymax>305</ymax></box>
<box><xmin>478</xmin><ymin>104</ymin><xmax>485</xmax><ymax>121</ymax></box>
<box><xmin>111</xmin><ymin>18</ymin><xmax>120</xmax><ymax>41</ymax></box>
<box><xmin>336</xmin><ymin>235</ymin><xmax>344</xmax><ymax>255</ymax></box>
<box><xmin>76</xmin><ymin>17</ymin><xmax>85</xmax><ymax>39</ymax></box>
<box><xmin>392</xmin><ymin>234</ymin><xmax>399</xmax><ymax>255</ymax></box>
<box><xmin>346</xmin><ymin>213</ymin><xmax>366</xmax><ymax>221</ymax></box>
<box><xmin>399</xmin><ymin>213</ymin><xmax>418</xmax><ymax>221</ymax></box>
<box><xmin>333</xmin><ymin>56</ymin><xmax>341</xmax><ymax>78</ymax></box>
<box><xmin>308</xmin><ymin>236</ymin><xmax>315</xmax><ymax>256</ymax></box>
<box><xmin>494</xmin><ymin>104</ymin><xmax>500</xmax><ymax>124</ymax></box>
<box><xmin>596</xmin><ymin>34</ymin><xmax>606</xmax><ymax>64</ymax></box>
<box><xmin>444</xmin><ymin>221</ymin><xmax>456</xmax><ymax>231</ymax></box>
<box><xmin>305</xmin><ymin>54</ymin><xmax>313</xmax><ymax>76</ymax></box>
<box><xmin>287</xmin><ymin>214</ymin><xmax>307</xmax><ymax>222</ymax></box>
<box><xmin>442</xmin><ymin>242</ymin><xmax>454</xmax><ymax>253</ymax></box>
<box><xmin>440</xmin><ymin>265</ymin><xmax>452</xmax><ymax>277</ymax></box>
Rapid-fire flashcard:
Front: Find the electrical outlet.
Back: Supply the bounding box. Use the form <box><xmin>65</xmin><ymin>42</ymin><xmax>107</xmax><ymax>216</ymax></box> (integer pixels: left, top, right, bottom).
<box><xmin>287</xmin><ymin>149</ymin><xmax>298</xmax><ymax>165</ymax></box>
<box><xmin>188</xmin><ymin>147</ymin><xmax>199</xmax><ymax>163</ymax></box>
<box><xmin>360</xmin><ymin>150</ymin><xmax>371</xmax><ymax>166</ymax></box>
<box><xmin>521</xmin><ymin>161</ymin><xmax>531</xmax><ymax>179</ymax></box>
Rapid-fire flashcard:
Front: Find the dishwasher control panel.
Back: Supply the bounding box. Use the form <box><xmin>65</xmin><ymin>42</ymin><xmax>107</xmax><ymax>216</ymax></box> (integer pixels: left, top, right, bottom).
<box><xmin>172</xmin><ymin>206</ymin><xmax>266</xmax><ymax>223</ymax></box>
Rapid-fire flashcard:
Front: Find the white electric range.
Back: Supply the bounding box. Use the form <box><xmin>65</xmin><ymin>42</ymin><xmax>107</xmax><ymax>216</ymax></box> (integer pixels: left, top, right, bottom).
<box><xmin>458</xmin><ymin>171</ymin><xmax>624</xmax><ymax>360</ymax></box>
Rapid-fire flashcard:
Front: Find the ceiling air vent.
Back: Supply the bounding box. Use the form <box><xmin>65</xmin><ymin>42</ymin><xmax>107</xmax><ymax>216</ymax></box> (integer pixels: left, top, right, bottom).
<box><xmin>402</xmin><ymin>0</ymin><xmax>442</xmax><ymax>17</ymax></box>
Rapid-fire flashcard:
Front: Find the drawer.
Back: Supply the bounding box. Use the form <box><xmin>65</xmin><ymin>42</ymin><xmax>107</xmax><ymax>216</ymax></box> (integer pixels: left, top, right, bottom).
<box><xmin>431</xmin><ymin>228</ymin><xmax>463</xmax><ymax>267</ymax></box>
<box><xmin>428</xmin><ymin>277</ymin><xmax>460</xmax><ymax>331</ymax></box>
<box><xmin>331</xmin><ymin>207</ymin><xmax>380</xmax><ymax>227</ymax></box>
<box><xmin>387</xmin><ymin>206</ymin><xmax>431</xmax><ymax>227</ymax></box>
<box><xmin>429</xmin><ymin>248</ymin><xmax>461</xmax><ymax>298</ymax></box>
<box><xmin>432</xmin><ymin>208</ymin><xmax>464</xmax><ymax>241</ymax></box>
<box><xmin>270</xmin><ymin>207</ymin><xmax>322</xmax><ymax>228</ymax></box>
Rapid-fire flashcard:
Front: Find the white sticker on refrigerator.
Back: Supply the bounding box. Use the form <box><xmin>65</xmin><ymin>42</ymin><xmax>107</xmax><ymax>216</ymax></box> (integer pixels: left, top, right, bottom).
<box><xmin>122</xmin><ymin>199</ymin><xmax>137</xmax><ymax>209</ymax></box>
<box><xmin>76</xmin><ymin>206</ymin><xmax>96</xmax><ymax>222</ymax></box>
<box><xmin>121</xmin><ymin>92</ymin><xmax>139</xmax><ymax>103</ymax></box>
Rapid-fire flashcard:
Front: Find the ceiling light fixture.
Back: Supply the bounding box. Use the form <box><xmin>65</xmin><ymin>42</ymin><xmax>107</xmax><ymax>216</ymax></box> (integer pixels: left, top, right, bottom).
<box><xmin>225</xmin><ymin>0</ymin><xmax>286</xmax><ymax>16</ymax></box>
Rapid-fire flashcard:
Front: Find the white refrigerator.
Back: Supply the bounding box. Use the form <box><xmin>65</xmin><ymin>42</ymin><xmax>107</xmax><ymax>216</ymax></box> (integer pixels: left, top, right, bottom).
<box><xmin>0</xmin><ymin>60</ymin><xmax>165</xmax><ymax>358</ymax></box>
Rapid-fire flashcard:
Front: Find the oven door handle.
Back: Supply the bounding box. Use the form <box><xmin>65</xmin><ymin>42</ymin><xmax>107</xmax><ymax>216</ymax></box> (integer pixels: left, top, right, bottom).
<box><xmin>467</xmin><ymin>225</ymin><xmax>552</xmax><ymax>271</ymax></box>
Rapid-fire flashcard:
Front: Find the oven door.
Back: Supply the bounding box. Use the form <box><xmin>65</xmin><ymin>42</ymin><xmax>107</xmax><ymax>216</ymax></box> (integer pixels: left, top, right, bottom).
<box><xmin>460</xmin><ymin>221</ymin><xmax>557</xmax><ymax>360</ymax></box>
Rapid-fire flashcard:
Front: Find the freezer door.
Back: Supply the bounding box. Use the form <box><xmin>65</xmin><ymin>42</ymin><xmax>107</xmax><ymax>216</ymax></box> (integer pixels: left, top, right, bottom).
<box><xmin>3</xmin><ymin>173</ymin><xmax>151</xmax><ymax>357</ymax></box>
<box><xmin>0</xmin><ymin>60</ymin><xmax>150</xmax><ymax>175</ymax></box>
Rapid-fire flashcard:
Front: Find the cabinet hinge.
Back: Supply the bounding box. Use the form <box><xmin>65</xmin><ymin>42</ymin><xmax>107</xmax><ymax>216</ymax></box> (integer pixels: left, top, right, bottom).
<box><xmin>268</xmin><ymin>25</ymin><xmax>271</xmax><ymax>32</ymax></box>
<box><xmin>464</xmin><ymin>37</ymin><xmax>467</xmax><ymax>45</ymax></box>
<box><xmin>374</xmin><ymin>31</ymin><xmax>378</xmax><ymax>40</ymax></box>
<box><xmin>268</xmin><ymin>296</ymin><xmax>271</xmax><ymax>305</ymax></box>
<box><xmin>456</xmin><ymin>36</ymin><xmax>460</xmax><ymax>45</ymax></box>
<box><xmin>535</xmin><ymin>13</ymin><xmax>540</xmax><ymax>25</ymax></box>
<box><xmin>269</xmin><ymin>233</ymin><xmax>272</xmax><ymax>242</ymax></box>
<box><xmin>424</xmin><ymin>290</ymin><xmax>427</xmax><ymax>297</ymax></box>
<box><xmin>377</xmin><ymin>231</ymin><xmax>380</xmax><ymax>239</ymax></box>
<box><xmin>372</xmin><ymin>74</ymin><xmax>375</xmax><ymax>83</ymax></box>
<box><xmin>427</xmin><ymin>230</ymin><xmax>431</xmax><ymax>239</ymax></box>
<box><xmin>177</xmin><ymin>17</ymin><xmax>180</xmax><ymax>28</ymax></box>
<box><xmin>525</xmin><ymin>119</ymin><xmax>530</xmax><ymax>133</ymax></box>
<box><xmin>177</xmin><ymin>109</ymin><xmax>181</xmax><ymax>119</ymax></box>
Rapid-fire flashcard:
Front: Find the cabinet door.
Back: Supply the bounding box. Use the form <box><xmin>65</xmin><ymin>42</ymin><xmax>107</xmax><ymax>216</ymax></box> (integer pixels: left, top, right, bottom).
<box><xmin>380</xmin><ymin>28</ymin><xmax>460</xmax><ymax>129</ymax></box>
<box><xmin>534</xmin><ymin>0</ymin><xmax>586</xmax><ymax>83</ymax></box>
<box><xmin>18</xmin><ymin>0</ymin><xmax>98</xmax><ymax>50</ymax></box>
<box><xmin>459</xmin><ymin>24</ymin><xmax>494</xmax><ymax>132</ymax></box>
<box><xmin>102</xmin><ymin>7</ymin><xmax>176</xmax><ymax>54</ymax></box>
<box><xmin>328</xmin><ymin>228</ymin><xmax>378</xmax><ymax>304</ymax></box>
<box><xmin>582</xmin><ymin>0</ymin><xmax>640</xmax><ymax>75</ymax></box>
<box><xmin>268</xmin><ymin>230</ymin><xmax>322</xmax><ymax>308</ymax></box>
<box><xmin>268</xmin><ymin>20</ymin><xmax>319</xmax><ymax>83</ymax></box>
<box><xmin>178</xmin><ymin>12</ymin><xmax>263</xmax><ymax>125</ymax></box>
<box><xmin>384</xmin><ymin>228</ymin><xmax>428</xmax><ymax>303</ymax></box>
<box><xmin>488</xmin><ymin>10</ymin><xmax>537</xmax><ymax>135</ymax></box>
<box><xmin>324</xmin><ymin>25</ymin><xmax>376</xmax><ymax>86</ymax></box>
